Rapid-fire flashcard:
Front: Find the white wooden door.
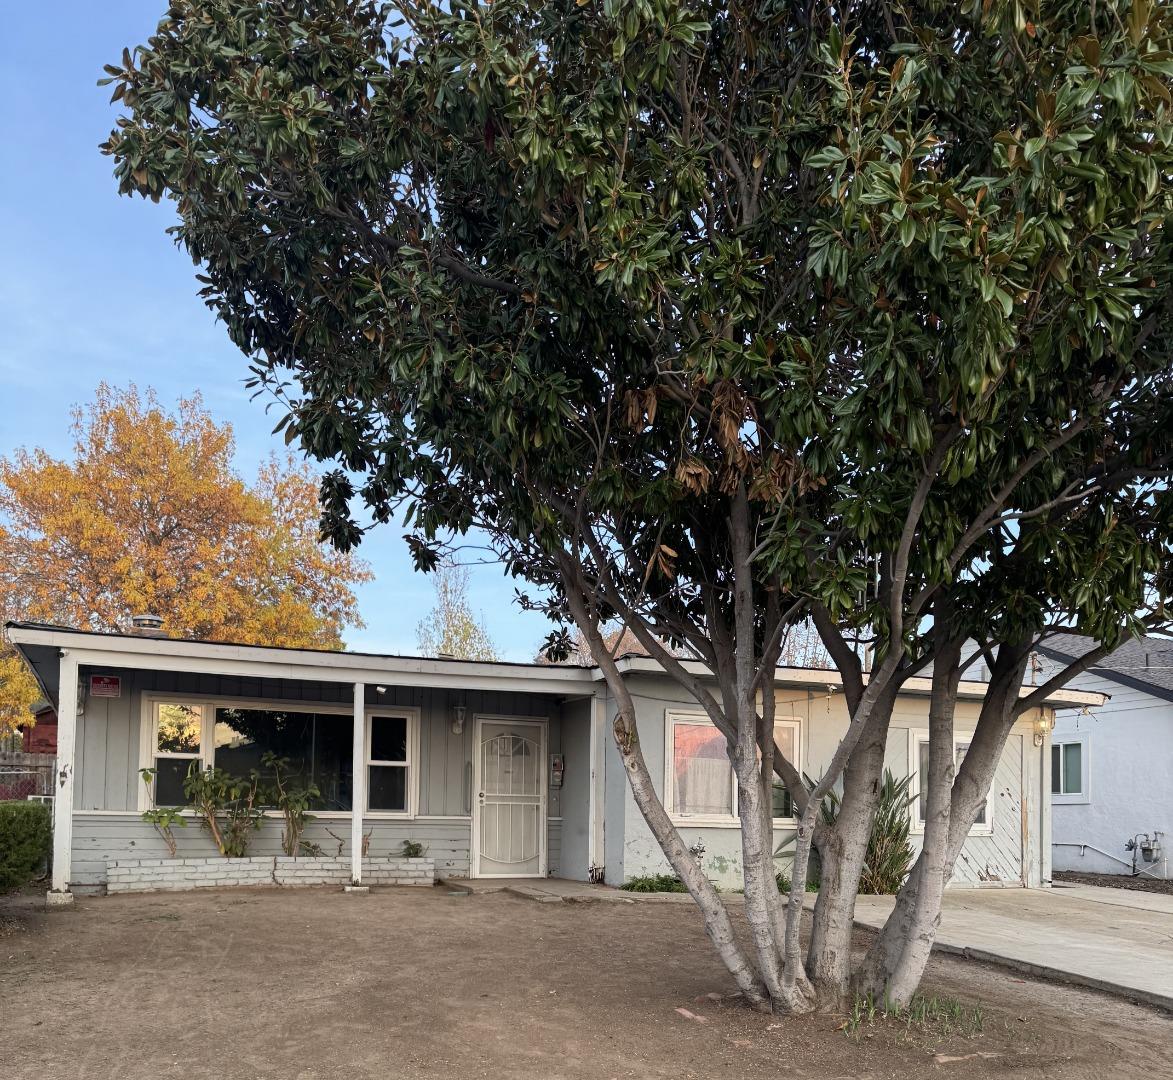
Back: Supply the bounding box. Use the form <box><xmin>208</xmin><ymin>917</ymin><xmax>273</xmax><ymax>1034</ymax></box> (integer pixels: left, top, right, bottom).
<box><xmin>473</xmin><ymin>717</ymin><xmax>547</xmax><ymax>878</ymax></box>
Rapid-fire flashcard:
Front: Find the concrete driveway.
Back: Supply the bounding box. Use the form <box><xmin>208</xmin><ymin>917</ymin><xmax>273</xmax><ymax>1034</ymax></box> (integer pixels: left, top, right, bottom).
<box><xmin>852</xmin><ymin>883</ymin><xmax>1173</xmax><ymax>1011</ymax></box>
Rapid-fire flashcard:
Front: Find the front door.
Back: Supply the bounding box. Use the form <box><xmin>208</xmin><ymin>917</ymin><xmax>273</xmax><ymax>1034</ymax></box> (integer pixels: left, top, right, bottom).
<box><xmin>473</xmin><ymin>717</ymin><xmax>547</xmax><ymax>878</ymax></box>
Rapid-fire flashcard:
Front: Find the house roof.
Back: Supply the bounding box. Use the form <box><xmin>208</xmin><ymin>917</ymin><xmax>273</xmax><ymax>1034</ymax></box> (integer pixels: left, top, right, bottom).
<box><xmin>1037</xmin><ymin>634</ymin><xmax>1173</xmax><ymax>705</ymax></box>
<box><xmin>6</xmin><ymin>621</ymin><xmax>1104</xmax><ymax>711</ymax></box>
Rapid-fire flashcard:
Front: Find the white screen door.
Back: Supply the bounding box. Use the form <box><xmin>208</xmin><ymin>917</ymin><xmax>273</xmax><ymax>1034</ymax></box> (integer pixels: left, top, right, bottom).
<box><xmin>473</xmin><ymin>718</ymin><xmax>547</xmax><ymax>877</ymax></box>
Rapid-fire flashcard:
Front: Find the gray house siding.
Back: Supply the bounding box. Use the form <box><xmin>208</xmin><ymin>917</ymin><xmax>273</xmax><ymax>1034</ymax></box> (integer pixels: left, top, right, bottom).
<box><xmin>68</xmin><ymin>664</ymin><xmax>576</xmax><ymax>890</ymax></box>
<box><xmin>1042</xmin><ymin>661</ymin><xmax>1173</xmax><ymax>879</ymax></box>
<box><xmin>614</xmin><ymin>673</ymin><xmax>1041</xmax><ymax>889</ymax></box>
<box><xmin>557</xmin><ymin>696</ymin><xmax>594</xmax><ymax>882</ymax></box>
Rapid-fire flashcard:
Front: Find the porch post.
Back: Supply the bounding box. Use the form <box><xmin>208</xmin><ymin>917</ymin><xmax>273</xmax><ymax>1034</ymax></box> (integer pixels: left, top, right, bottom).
<box><xmin>48</xmin><ymin>651</ymin><xmax>79</xmax><ymax>904</ymax></box>
<box><xmin>350</xmin><ymin>682</ymin><xmax>366</xmax><ymax>886</ymax></box>
<box><xmin>587</xmin><ymin>692</ymin><xmax>606</xmax><ymax>882</ymax></box>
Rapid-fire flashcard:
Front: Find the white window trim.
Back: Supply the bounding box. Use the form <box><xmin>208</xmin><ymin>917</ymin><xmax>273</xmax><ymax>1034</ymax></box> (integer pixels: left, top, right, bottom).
<box><xmin>908</xmin><ymin>730</ymin><xmax>994</xmax><ymax>837</ymax></box>
<box><xmin>1051</xmin><ymin>731</ymin><xmax>1091</xmax><ymax>805</ymax></box>
<box><xmin>138</xmin><ymin>692</ymin><xmax>420</xmax><ymax>819</ymax></box>
<box><xmin>365</xmin><ymin>708</ymin><xmax>421</xmax><ymax>817</ymax></box>
<box><xmin>663</xmin><ymin>710</ymin><xmax>803</xmax><ymax>828</ymax></box>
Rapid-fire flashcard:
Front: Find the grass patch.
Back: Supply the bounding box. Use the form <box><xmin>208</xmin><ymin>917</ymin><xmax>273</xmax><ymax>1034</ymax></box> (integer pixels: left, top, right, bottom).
<box><xmin>842</xmin><ymin>992</ymin><xmax>985</xmax><ymax>1039</ymax></box>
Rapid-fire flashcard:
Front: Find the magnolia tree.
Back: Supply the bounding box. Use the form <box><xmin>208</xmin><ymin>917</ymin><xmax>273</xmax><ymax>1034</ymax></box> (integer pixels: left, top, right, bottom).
<box><xmin>104</xmin><ymin>0</ymin><xmax>1173</xmax><ymax>1012</ymax></box>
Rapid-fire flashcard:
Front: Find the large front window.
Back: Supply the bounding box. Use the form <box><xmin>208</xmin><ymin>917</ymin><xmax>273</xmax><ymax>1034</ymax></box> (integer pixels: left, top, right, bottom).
<box><xmin>213</xmin><ymin>708</ymin><xmax>354</xmax><ymax>810</ymax></box>
<box><xmin>145</xmin><ymin>698</ymin><xmax>415</xmax><ymax>815</ymax></box>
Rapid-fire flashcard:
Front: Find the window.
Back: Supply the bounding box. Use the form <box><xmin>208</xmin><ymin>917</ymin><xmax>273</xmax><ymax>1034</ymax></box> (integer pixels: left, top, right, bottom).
<box><xmin>367</xmin><ymin>714</ymin><xmax>411</xmax><ymax>813</ymax></box>
<box><xmin>1051</xmin><ymin>735</ymin><xmax>1089</xmax><ymax>803</ymax></box>
<box><xmin>213</xmin><ymin>708</ymin><xmax>354</xmax><ymax>810</ymax></box>
<box><xmin>670</xmin><ymin>718</ymin><xmax>732</xmax><ymax>817</ymax></box>
<box><xmin>666</xmin><ymin>713</ymin><xmax>802</xmax><ymax>822</ymax></box>
<box><xmin>143</xmin><ymin>697</ymin><xmax>418</xmax><ymax>816</ymax></box>
<box><xmin>770</xmin><ymin>720</ymin><xmax>801</xmax><ymax>820</ymax></box>
<box><xmin>911</xmin><ymin>733</ymin><xmax>993</xmax><ymax>835</ymax></box>
<box><xmin>152</xmin><ymin>703</ymin><xmax>204</xmax><ymax>806</ymax></box>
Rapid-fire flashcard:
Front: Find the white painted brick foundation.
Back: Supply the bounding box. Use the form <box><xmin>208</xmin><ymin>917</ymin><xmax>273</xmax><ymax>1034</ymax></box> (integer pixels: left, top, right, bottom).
<box><xmin>105</xmin><ymin>856</ymin><xmax>434</xmax><ymax>894</ymax></box>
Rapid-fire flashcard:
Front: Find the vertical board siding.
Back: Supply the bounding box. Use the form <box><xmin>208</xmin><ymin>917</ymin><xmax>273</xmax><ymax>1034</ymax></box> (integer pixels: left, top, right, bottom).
<box><xmin>71</xmin><ymin>666</ymin><xmax>573</xmax><ymax>884</ymax></box>
<box><xmin>619</xmin><ymin>673</ymin><xmax>1035</xmax><ymax>890</ymax></box>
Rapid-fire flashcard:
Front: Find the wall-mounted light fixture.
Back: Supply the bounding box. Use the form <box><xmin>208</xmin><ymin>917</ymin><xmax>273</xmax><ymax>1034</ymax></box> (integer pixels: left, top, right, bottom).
<box><xmin>451</xmin><ymin>701</ymin><xmax>467</xmax><ymax>735</ymax></box>
<box><xmin>1033</xmin><ymin>710</ymin><xmax>1054</xmax><ymax>748</ymax></box>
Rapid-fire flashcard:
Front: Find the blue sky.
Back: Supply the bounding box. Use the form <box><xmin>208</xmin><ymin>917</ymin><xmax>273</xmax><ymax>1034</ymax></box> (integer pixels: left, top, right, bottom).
<box><xmin>0</xmin><ymin>2</ymin><xmax>551</xmax><ymax>661</ymax></box>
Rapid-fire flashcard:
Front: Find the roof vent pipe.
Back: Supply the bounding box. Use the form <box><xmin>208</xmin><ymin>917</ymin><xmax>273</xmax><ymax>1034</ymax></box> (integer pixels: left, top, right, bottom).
<box><xmin>129</xmin><ymin>614</ymin><xmax>167</xmax><ymax>638</ymax></box>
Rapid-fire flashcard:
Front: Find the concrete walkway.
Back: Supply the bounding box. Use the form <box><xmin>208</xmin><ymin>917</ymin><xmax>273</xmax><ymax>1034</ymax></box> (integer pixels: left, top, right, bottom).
<box><xmin>852</xmin><ymin>884</ymin><xmax>1173</xmax><ymax>1011</ymax></box>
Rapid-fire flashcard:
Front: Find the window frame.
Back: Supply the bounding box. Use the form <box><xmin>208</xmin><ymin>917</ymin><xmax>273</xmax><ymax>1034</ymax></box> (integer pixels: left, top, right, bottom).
<box><xmin>663</xmin><ymin>710</ymin><xmax>803</xmax><ymax>828</ymax></box>
<box><xmin>147</xmin><ymin>701</ymin><xmax>207</xmax><ymax>807</ymax></box>
<box><xmin>908</xmin><ymin>730</ymin><xmax>995</xmax><ymax>837</ymax></box>
<box><xmin>1051</xmin><ymin>732</ymin><xmax>1091</xmax><ymax>805</ymax></box>
<box><xmin>364</xmin><ymin>710</ymin><xmax>420</xmax><ymax>817</ymax></box>
<box><xmin>138</xmin><ymin>693</ymin><xmax>419</xmax><ymax>819</ymax></box>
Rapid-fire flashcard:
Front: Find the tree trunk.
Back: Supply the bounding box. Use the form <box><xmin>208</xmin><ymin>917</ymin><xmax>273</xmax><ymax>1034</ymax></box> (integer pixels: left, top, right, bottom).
<box><xmin>558</xmin><ymin>568</ymin><xmax>771</xmax><ymax>1008</ymax></box>
<box><xmin>857</xmin><ymin>643</ymin><xmax>1030</xmax><ymax>1002</ymax></box>
<box><xmin>805</xmin><ymin>724</ymin><xmax>887</xmax><ymax>1006</ymax></box>
<box><xmin>879</xmin><ymin>635</ymin><xmax>962</xmax><ymax>1007</ymax></box>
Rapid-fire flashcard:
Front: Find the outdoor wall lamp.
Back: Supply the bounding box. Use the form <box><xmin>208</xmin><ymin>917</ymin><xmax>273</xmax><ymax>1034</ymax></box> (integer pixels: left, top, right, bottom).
<box><xmin>1033</xmin><ymin>711</ymin><xmax>1054</xmax><ymax>748</ymax></box>
<box><xmin>451</xmin><ymin>702</ymin><xmax>467</xmax><ymax>735</ymax></box>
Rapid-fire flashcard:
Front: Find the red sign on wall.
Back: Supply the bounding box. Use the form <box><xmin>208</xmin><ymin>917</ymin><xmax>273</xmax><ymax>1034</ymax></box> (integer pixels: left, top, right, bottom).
<box><xmin>89</xmin><ymin>675</ymin><xmax>121</xmax><ymax>698</ymax></box>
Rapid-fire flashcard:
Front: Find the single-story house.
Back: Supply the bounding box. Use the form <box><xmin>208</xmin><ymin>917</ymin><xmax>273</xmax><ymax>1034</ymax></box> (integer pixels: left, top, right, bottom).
<box><xmin>6</xmin><ymin>621</ymin><xmax>1102</xmax><ymax>901</ymax></box>
<box><xmin>1039</xmin><ymin>635</ymin><xmax>1173</xmax><ymax>880</ymax></box>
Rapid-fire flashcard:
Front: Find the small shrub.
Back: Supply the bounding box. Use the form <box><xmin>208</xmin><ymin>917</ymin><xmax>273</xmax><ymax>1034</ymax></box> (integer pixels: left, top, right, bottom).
<box><xmin>620</xmin><ymin>873</ymin><xmax>689</xmax><ymax>893</ymax></box>
<box><xmin>263</xmin><ymin>753</ymin><xmax>318</xmax><ymax>857</ymax></box>
<box><xmin>0</xmin><ymin>801</ymin><xmax>52</xmax><ymax>891</ymax></box>
<box><xmin>183</xmin><ymin>763</ymin><xmax>263</xmax><ymax>858</ymax></box>
<box><xmin>401</xmin><ymin>839</ymin><xmax>425</xmax><ymax>858</ymax></box>
<box><xmin>774</xmin><ymin>870</ymin><xmax>820</xmax><ymax>894</ymax></box>
<box><xmin>139</xmin><ymin>768</ymin><xmax>187</xmax><ymax>856</ymax></box>
<box><xmin>820</xmin><ymin>769</ymin><xmax>914</xmax><ymax>895</ymax></box>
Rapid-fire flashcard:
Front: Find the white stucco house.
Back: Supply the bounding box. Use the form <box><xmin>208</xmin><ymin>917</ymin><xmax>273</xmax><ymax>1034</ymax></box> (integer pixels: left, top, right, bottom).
<box><xmin>1038</xmin><ymin>635</ymin><xmax>1173</xmax><ymax>880</ymax></box>
<box><xmin>7</xmin><ymin>621</ymin><xmax>1100</xmax><ymax>901</ymax></box>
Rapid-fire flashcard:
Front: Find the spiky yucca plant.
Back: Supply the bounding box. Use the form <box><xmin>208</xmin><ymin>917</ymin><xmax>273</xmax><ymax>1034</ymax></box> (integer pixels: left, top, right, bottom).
<box><xmin>819</xmin><ymin>771</ymin><xmax>915</xmax><ymax>895</ymax></box>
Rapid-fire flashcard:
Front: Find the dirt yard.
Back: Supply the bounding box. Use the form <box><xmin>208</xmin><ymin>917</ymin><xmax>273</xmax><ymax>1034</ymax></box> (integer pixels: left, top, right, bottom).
<box><xmin>1054</xmin><ymin>869</ymin><xmax>1173</xmax><ymax>895</ymax></box>
<box><xmin>2</xmin><ymin>885</ymin><xmax>1169</xmax><ymax>1080</ymax></box>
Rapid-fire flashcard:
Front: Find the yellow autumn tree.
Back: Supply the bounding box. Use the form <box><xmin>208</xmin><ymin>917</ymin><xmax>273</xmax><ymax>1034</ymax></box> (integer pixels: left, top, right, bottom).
<box><xmin>0</xmin><ymin>384</ymin><xmax>372</xmax><ymax>733</ymax></box>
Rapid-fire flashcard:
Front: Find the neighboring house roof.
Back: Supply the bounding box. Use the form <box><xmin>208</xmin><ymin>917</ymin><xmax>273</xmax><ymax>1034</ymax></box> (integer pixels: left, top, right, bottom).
<box><xmin>5</xmin><ymin>620</ymin><xmax>1104</xmax><ymax>711</ymax></box>
<box><xmin>1037</xmin><ymin>634</ymin><xmax>1173</xmax><ymax>706</ymax></box>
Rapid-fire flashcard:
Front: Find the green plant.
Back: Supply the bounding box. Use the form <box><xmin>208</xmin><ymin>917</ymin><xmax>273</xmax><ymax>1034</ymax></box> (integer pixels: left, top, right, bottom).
<box><xmin>299</xmin><ymin>840</ymin><xmax>326</xmax><ymax>857</ymax></box>
<box><xmin>0</xmin><ymin>801</ymin><xmax>51</xmax><ymax>891</ymax></box>
<box><xmin>843</xmin><ymin>992</ymin><xmax>985</xmax><ymax>1039</ymax></box>
<box><xmin>138</xmin><ymin>767</ymin><xmax>187</xmax><ymax>857</ymax></box>
<box><xmin>401</xmin><ymin>839</ymin><xmax>425</xmax><ymax>858</ymax></box>
<box><xmin>620</xmin><ymin>873</ymin><xmax>689</xmax><ymax>893</ymax></box>
<box><xmin>262</xmin><ymin>752</ymin><xmax>319</xmax><ymax>858</ymax></box>
<box><xmin>774</xmin><ymin>870</ymin><xmax>820</xmax><ymax>894</ymax></box>
<box><xmin>182</xmin><ymin>763</ymin><xmax>263</xmax><ymax>858</ymax></box>
<box><xmin>820</xmin><ymin>770</ymin><xmax>914</xmax><ymax>895</ymax></box>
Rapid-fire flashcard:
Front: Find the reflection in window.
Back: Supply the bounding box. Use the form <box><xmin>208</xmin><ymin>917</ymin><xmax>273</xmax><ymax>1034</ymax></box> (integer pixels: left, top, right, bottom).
<box><xmin>157</xmin><ymin>703</ymin><xmax>202</xmax><ymax>753</ymax></box>
<box><xmin>213</xmin><ymin>708</ymin><xmax>354</xmax><ymax>810</ymax></box>
<box><xmin>1052</xmin><ymin>741</ymin><xmax>1084</xmax><ymax>796</ymax></box>
<box><xmin>152</xmin><ymin>703</ymin><xmax>204</xmax><ymax>806</ymax></box>
<box><xmin>368</xmin><ymin>715</ymin><xmax>410</xmax><ymax>812</ymax></box>
<box><xmin>671</xmin><ymin>721</ymin><xmax>732</xmax><ymax>817</ymax></box>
